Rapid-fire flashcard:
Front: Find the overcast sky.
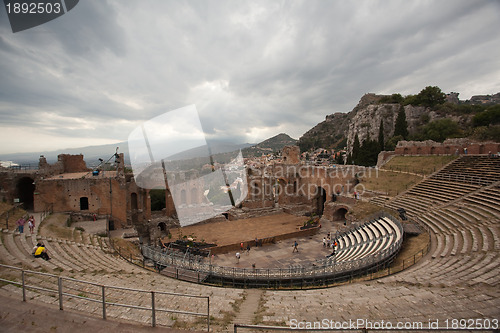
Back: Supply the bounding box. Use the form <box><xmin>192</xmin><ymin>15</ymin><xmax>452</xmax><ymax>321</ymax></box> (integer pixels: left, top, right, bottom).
<box><xmin>1</xmin><ymin>0</ymin><xmax>499</xmax><ymax>154</ymax></box>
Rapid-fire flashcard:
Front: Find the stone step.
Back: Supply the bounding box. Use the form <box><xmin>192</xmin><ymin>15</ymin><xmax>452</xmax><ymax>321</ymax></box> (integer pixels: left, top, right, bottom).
<box><xmin>4</xmin><ymin>232</ymin><xmax>41</xmax><ymax>270</ymax></box>
<box><xmin>488</xmin><ymin>225</ymin><xmax>500</xmax><ymax>250</ymax></box>
<box><xmin>47</xmin><ymin>240</ymin><xmax>85</xmax><ymax>272</ymax></box>
<box><xmin>450</xmin><ymin>232</ymin><xmax>460</xmax><ymax>256</ymax></box>
<box><xmin>0</xmin><ymin>231</ymin><xmax>21</xmax><ymax>265</ymax></box>
<box><xmin>460</xmin><ymin>229</ymin><xmax>471</xmax><ymax>254</ymax></box>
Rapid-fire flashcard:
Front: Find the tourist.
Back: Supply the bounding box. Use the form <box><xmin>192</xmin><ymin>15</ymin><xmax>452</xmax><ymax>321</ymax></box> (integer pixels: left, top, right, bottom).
<box><xmin>292</xmin><ymin>240</ymin><xmax>299</xmax><ymax>253</ymax></box>
<box><xmin>28</xmin><ymin>219</ymin><xmax>34</xmax><ymax>234</ymax></box>
<box><xmin>29</xmin><ymin>215</ymin><xmax>35</xmax><ymax>230</ymax></box>
<box><xmin>34</xmin><ymin>243</ymin><xmax>50</xmax><ymax>261</ymax></box>
<box><xmin>246</xmin><ymin>244</ymin><xmax>251</xmax><ymax>254</ymax></box>
<box><xmin>322</xmin><ymin>237</ymin><xmax>326</xmax><ymax>248</ymax></box>
<box><xmin>16</xmin><ymin>217</ymin><xmax>26</xmax><ymax>233</ymax></box>
<box><xmin>32</xmin><ymin>242</ymin><xmax>41</xmax><ymax>256</ymax></box>
<box><xmin>240</xmin><ymin>242</ymin><xmax>244</xmax><ymax>251</ymax></box>
<box><xmin>236</xmin><ymin>252</ymin><xmax>240</xmax><ymax>263</ymax></box>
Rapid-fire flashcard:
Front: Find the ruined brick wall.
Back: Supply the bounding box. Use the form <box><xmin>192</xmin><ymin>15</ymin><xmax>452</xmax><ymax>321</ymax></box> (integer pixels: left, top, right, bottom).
<box><xmin>394</xmin><ymin>140</ymin><xmax>500</xmax><ymax>155</ymax></box>
<box><xmin>59</xmin><ymin>154</ymin><xmax>90</xmax><ymax>173</ymax></box>
<box><xmin>37</xmin><ymin>154</ymin><xmax>89</xmax><ymax>176</ymax></box>
<box><xmin>33</xmin><ymin>176</ymin><xmax>128</xmax><ymax>224</ymax></box>
<box><xmin>282</xmin><ymin>145</ymin><xmax>300</xmax><ymax>164</ymax></box>
<box><xmin>241</xmin><ymin>163</ymin><xmax>360</xmax><ymax>214</ymax></box>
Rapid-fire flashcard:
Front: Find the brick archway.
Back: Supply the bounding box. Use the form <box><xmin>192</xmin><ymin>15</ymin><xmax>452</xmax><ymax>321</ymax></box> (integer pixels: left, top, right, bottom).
<box><xmin>333</xmin><ymin>206</ymin><xmax>349</xmax><ymax>221</ymax></box>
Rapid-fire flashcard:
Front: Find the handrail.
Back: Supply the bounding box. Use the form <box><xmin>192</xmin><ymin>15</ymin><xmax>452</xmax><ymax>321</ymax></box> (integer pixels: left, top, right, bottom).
<box><xmin>142</xmin><ymin>213</ymin><xmax>404</xmax><ymax>286</ymax></box>
<box><xmin>0</xmin><ymin>263</ymin><xmax>210</xmax><ymax>331</ymax></box>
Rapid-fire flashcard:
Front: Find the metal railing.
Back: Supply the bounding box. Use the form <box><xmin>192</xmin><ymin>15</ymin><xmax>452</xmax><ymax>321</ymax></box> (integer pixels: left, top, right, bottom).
<box><xmin>0</xmin><ymin>203</ymin><xmax>24</xmax><ymax>230</ymax></box>
<box><xmin>142</xmin><ymin>212</ymin><xmax>404</xmax><ymax>288</ymax></box>
<box><xmin>2</xmin><ymin>164</ymin><xmax>38</xmax><ymax>171</ymax></box>
<box><xmin>0</xmin><ymin>263</ymin><xmax>210</xmax><ymax>331</ymax></box>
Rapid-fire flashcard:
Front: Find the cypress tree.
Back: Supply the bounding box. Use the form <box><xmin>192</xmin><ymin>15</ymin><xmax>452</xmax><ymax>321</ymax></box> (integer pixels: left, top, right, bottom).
<box><xmin>352</xmin><ymin>134</ymin><xmax>360</xmax><ymax>164</ymax></box>
<box><xmin>378</xmin><ymin>120</ymin><xmax>385</xmax><ymax>151</ymax></box>
<box><xmin>394</xmin><ymin>107</ymin><xmax>409</xmax><ymax>139</ymax></box>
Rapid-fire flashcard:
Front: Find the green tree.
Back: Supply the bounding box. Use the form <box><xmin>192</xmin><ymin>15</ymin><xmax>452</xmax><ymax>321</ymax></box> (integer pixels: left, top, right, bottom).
<box><xmin>378</xmin><ymin>120</ymin><xmax>384</xmax><ymax>151</ymax></box>
<box><xmin>416</xmin><ymin>86</ymin><xmax>446</xmax><ymax>108</ymax></box>
<box><xmin>352</xmin><ymin>134</ymin><xmax>360</xmax><ymax>164</ymax></box>
<box><xmin>402</xmin><ymin>94</ymin><xmax>419</xmax><ymax>106</ymax></box>
<box><xmin>421</xmin><ymin>118</ymin><xmax>461</xmax><ymax>142</ymax></box>
<box><xmin>385</xmin><ymin>135</ymin><xmax>404</xmax><ymax>151</ymax></box>
<box><xmin>379</xmin><ymin>93</ymin><xmax>404</xmax><ymax>104</ymax></box>
<box><xmin>357</xmin><ymin>139</ymin><xmax>380</xmax><ymax>166</ymax></box>
<box><xmin>394</xmin><ymin>108</ymin><xmax>409</xmax><ymax>139</ymax></box>
<box><xmin>473</xmin><ymin>105</ymin><xmax>500</xmax><ymax>127</ymax></box>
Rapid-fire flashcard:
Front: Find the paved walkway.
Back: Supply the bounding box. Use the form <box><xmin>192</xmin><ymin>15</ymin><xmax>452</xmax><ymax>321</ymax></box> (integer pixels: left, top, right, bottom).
<box><xmin>0</xmin><ymin>293</ymin><xmax>203</xmax><ymax>333</ymax></box>
<box><xmin>211</xmin><ymin>220</ymin><xmax>337</xmax><ymax>269</ymax></box>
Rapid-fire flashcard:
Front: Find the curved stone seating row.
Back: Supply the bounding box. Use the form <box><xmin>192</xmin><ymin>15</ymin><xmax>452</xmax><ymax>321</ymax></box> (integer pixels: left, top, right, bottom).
<box><xmin>0</xmin><ymin>228</ymin><xmax>141</xmax><ymax>275</ymax></box>
<box><xmin>430</xmin><ymin>155</ymin><xmax>500</xmax><ymax>186</ymax></box>
<box><xmin>0</xmin><ymin>259</ymin><xmax>245</xmax><ymax>330</ymax></box>
<box><xmin>386</xmin><ymin>180</ymin><xmax>481</xmax><ymax>217</ymax></box>
<box><xmin>334</xmin><ymin>217</ymin><xmax>402</xmax><ymax>263</ymax></box>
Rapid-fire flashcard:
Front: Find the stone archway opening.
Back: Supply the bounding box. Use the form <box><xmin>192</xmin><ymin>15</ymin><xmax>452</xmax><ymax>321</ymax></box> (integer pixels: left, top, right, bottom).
<box><xmin>16</xmin><ymin>177</ymin><xmax>35</xmax><ymax>210</ymax></box>
<box><xmin>333</xmin><ymin>207</ymin><xmax>348</xmax><ymax>221</ymax></box>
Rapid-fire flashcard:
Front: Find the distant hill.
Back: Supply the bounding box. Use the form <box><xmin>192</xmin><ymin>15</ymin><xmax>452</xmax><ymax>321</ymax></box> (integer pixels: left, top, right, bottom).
<box><xmin>0</xmin><ymin>133</ymin><xmax>297</xmax><ymax>166</ymax></box>
<box><xmin>0</xmin><ymin>142</ymin><xmax>129</xmax><ymax>166</ymax></box>
<box><xmin>242</xmin><ymin>133</ymin><xmax>298</xmax><ymax>157</ymax></box>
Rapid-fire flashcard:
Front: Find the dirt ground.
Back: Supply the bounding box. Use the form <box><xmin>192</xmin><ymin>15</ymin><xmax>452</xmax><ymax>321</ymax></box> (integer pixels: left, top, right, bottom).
<box><xmin>167</xmin><ymin>213</ymin><xmax>309</xmax><ymax>246</ymax></box>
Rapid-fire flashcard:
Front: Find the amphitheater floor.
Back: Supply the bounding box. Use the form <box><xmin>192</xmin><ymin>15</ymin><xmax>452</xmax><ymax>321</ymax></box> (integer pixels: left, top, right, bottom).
<box><xmin>210</xmin><ymin>220</ymin><xmax>337</xmax><ymax>269</ymax></box>
<box><xmin>167</xmin><ymin>213</ymin><xmax>310</xmax><ymax>248</ymax></box>
<box><xmin>167</xmin><ymin>213</ymin><xmax>339</xmax><ymax>269</ymax></box>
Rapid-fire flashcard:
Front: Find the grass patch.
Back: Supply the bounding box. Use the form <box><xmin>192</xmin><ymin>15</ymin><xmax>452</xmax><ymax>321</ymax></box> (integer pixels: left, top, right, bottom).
<box><xmin>359</xmin><ymin>169</ymin><xmax>423</xmax><ymax>196</ymax></box>
<box><xmin>111</xmin><ymin>238</ymin><xmax>141</xmax><ymax>258</ymax></box>
<box><xmin>382</xmin><ymin>155</ymin><xmax>457</xmax><ymax>175</ymax></box>
<box><xmin>40</xmin><ymin>213</ymin><xmax>74</xmax><ymax>240</ymax></box>
<box><xmin>391</xmin><ymin>232</ymin><xmax>430</xmax><ymax>268</ymax></box>
<box><xmin>347</xmin><ymin>201</ymin><xmax>397</xmax><ymax>221</ymax></box>
<box><xmin>253</xmin><ymin>292</ymin><xmax>269</xmax><ymax>325</ymax></box>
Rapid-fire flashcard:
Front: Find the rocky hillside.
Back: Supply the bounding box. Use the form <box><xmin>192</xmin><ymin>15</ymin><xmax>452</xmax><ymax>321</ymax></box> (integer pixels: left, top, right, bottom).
<box><xmin>243</xmin><ymin>133</ymin><xmax>297</xmax><ymax>157</ymax></box>
<box><xmin>299</xmin><ymin>89</ymin><xmax>500</xmax><ymax>154</ymax></box>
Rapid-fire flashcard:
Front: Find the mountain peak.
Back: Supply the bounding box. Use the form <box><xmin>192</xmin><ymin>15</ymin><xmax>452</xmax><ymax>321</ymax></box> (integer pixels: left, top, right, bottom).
<box><xmin>242</xmin><ymin>133</ymin><xmax>297</xmax><ymax>157</ymax></box>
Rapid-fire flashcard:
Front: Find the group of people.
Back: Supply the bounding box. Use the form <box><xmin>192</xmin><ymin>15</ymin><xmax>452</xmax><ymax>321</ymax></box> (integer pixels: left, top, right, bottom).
<box><xmin>16</xmin><ymin>215</ymin><xmax>36</xmax><ymax>234</ymax></box>
<box><xmin>32</xmin><ymin>242</ymin><xmax>50</xmax><ymax>261</ymax></box>
<box><xmin>323</xmin><ymin>232</ymin><xmax>338</xmax><ymax>258</ymax></box>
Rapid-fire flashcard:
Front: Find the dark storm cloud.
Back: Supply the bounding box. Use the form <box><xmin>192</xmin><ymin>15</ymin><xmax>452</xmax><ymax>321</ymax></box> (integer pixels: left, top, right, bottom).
<box><xmin>0</xmin><ymin>0</ymin><xmax>499</xmax><ymax>153</ymax></box>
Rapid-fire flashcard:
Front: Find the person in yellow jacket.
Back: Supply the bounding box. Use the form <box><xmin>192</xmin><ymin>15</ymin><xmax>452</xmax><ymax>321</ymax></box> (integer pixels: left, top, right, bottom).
<box><xmin>34</xmin><ymin>243</ymin><xmax>50</xmax><ymax>261</ymax></box>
